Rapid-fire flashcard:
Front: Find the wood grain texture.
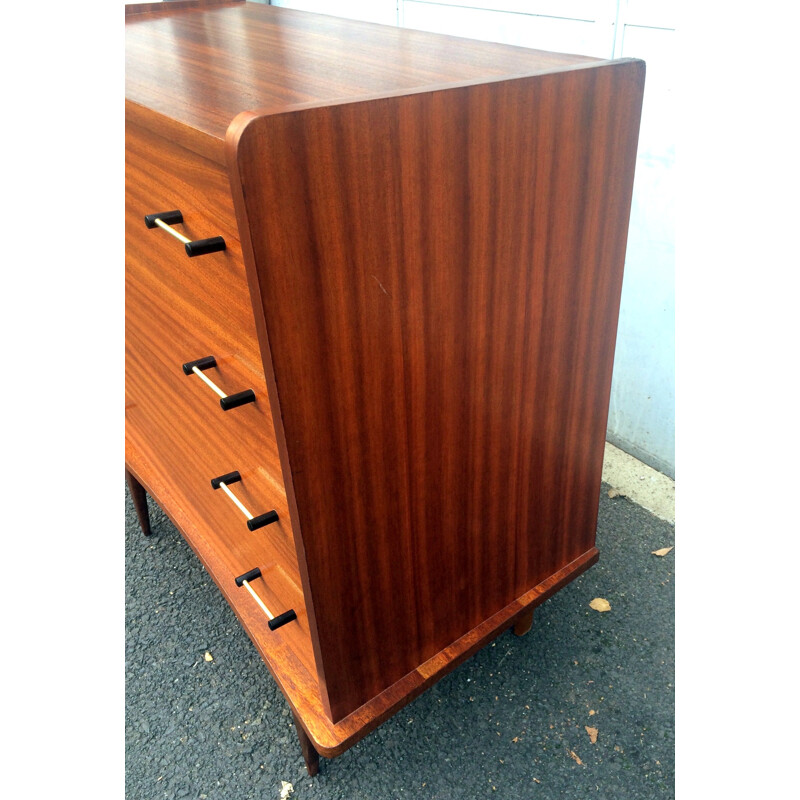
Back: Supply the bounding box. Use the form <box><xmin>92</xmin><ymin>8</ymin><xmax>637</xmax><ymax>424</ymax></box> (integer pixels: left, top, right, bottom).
<box><xmin>125</xmin><ymin>121</ymin><xmax>267</xmax><ymax>378</ymax></box>
<box><xmin>125</xmin><ymin>1</ymin><xmax>598</xmax><ymax>161</ymax></box>
<box><xmin>126</xmin><ymin>0</ymin><xmax>645</xmax><ymax>759</ymax></box>
<box><xmin>127</xmin><ymin>434</ymin><xmax>597</xmax><ymax>758</ymax></box>
<box><xmin>125</xmin><ymin>120</ymin><xmax>317</xmax><ymax>679</ymax></box>
<box><xmin>229</xmin><ymin>61</ymin><xmax>645</xmax><ymax>722</ymax></box>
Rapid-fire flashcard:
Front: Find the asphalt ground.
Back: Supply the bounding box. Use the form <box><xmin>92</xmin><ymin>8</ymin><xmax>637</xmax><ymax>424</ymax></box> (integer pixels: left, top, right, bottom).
<box><xmin>125</xmin><ymin>483</ymin><xmax>674</xmax><ymax>800</ymax></box>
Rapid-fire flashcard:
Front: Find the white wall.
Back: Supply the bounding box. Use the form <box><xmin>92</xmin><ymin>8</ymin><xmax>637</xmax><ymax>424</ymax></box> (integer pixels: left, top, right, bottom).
<box><xmin>605</xmin><ymin>1</ymin><xmax>675</xmax><ymax>477</ymax></box>
<box><xmin>270</xmin><ymin>0</ymin><xmax>676</xmax><ymax>477</ymax></box>
<box><xmin>267</xmin><ymin>0</ymin><xmax>398</xmax><ymax>24</ymax></box>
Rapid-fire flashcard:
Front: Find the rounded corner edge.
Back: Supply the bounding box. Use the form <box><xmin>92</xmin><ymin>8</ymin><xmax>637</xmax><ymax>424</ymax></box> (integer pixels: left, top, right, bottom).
<box><xmin>224</xmin><ymin>110</ymin><xmax>262</xmax><ymax>170</ymax></box>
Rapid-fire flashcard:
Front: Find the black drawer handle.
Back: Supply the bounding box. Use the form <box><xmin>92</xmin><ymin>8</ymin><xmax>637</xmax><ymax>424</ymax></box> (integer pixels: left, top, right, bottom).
<box><xmin>211</xmin><ymin>471</ymin><xmax>280</xmax><ymax>532</ymax></box>
<box><xmin>145</xmin><ymin>210</ymin><xmax>226</xmax><ymax>257</ymax></box>
<box><xmin>234</xmin><ymin>567</ymin><xmax>297</xmax><ymax>631</ymax></box>
<box><xmin>182</xmin><ymin>356</ymin><xmax>256</xmax><ymax>411</ymax></box>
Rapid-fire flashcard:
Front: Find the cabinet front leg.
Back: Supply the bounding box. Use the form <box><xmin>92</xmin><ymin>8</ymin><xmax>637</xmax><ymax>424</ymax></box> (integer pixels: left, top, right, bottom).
<box><xmin>125</xmin><ymin>467</ymin><xmax>152</xmax><ymax>537</ymax></box>
<box><xmin>513</xmin><ymin>608</ymin><xmax>534</xmax><ymax>637</ymax></box>
<box><xmin>292</xmin><ymin>712</ymin><xmax>320</xmax><ymax>776</ymax></box>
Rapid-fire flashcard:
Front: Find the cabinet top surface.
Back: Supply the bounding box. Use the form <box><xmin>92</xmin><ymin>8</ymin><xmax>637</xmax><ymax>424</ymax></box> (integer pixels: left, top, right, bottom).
<box><xmin>125</xmin><ymin>0</ymin><xmax>598</xmax><ymax>141</ymax></box>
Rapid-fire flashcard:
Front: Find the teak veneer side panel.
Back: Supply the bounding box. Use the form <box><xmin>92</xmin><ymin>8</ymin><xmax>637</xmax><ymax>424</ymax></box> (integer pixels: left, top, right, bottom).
<box><xmin>125</xmin><ymin>2</ymin><xmax>598</xmax><ymax>144</ymax></box>
<box><xmin>229</xmin><ymin>62</ymin><xmax>645</xmax><ymax>722</ymax></box>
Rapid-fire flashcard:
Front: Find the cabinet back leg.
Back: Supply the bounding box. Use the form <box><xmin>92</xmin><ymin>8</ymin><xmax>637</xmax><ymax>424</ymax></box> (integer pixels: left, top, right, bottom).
<box><xmin>125</xmin><ymin>467</ymin><xmax>152</xmax><ymax>537</ymax></box>
<box><xmin>513</xmin><ymin>608</ymin><xmax>534</xmax><ymax>637</ymax></box>
<box><xmin>292</xmin><ymin>712</ymin><xmax>320</xmax><ymax>776</ymax></box>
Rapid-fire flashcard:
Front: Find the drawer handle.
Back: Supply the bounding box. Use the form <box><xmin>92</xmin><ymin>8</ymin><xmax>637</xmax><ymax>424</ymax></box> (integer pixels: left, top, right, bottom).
<box><xmin>182</xmin><ymin>356</ymin><xmax>256</xmax><ymax>411</ymax></box>
<box><xmin>144</xmin><ymin>210</ymin><xmax>226</xmax><ymax>258</ymax></box>
<box><xmin>235</xmin><ymin>567</ymin><xmax>297</xmax><ymax>630</ymax></box>
<box><xmin>211</xmin><ymin>471</ymin><xmax>280</xmax><ymax>531</ymax></box>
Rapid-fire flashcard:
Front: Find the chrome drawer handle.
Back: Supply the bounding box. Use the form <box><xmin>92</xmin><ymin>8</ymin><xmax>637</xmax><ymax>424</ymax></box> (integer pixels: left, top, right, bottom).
<box><xmin>182</xmin><ymin>356</ymin><xmax>256</xmax><ymax>410</ymax></box>
<box><xmin>144</xmin><ymin>210</ymin><xmax>226</xmax><ymax>257</ymax></box>
<box><xmin>235</xmin><ymin>567</ymin><xmax>297</xmax><ymax>630</ymax></box>
<box><xmin>211</xmin><ymin>471</ymin><xmax>279</xmax><ymax>531</ymax></box>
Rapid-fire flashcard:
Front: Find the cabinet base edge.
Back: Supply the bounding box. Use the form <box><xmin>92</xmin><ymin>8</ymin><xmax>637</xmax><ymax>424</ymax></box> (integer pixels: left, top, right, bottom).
<box><xmin>312</xmin><ymin>545</ymin><xmax>599</xmax><ymax>758</ymax></box>
<box><xmin>126</xmin><ymin>437</ymin><xmax>597</xmax><ymax>761</ymax></box>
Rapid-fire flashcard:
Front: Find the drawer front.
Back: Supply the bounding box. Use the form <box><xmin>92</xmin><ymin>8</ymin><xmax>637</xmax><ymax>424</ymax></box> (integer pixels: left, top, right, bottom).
<box><xmin>126</xmin><ymin>121</ymin><xmax>264</xmax><ymax>378</ymax></box>
<box><xmin>125</xmin><ymin>123</ymin><xmax>315</xmax><ymax>676</ymax></box>
<box><xmin>125</xmin><ymin>120</ymin><xmax>282</xmax><ymax>467</ymax></box>
<box><xmin>126</xmin><ymin>307</ymin><xmax>314</xmax><ymax>676</ymax></box>
<box><xmin>127</xmin><ymin>337</ymin><xmax>314</xmax><ymax>679</ymax></box>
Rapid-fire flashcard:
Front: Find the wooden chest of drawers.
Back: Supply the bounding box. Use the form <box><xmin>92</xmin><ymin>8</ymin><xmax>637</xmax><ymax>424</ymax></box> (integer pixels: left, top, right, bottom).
<box><xmin>125</xmin><ymin>0</ymin><xmax>644</xmax><ymax>774</ymax></box>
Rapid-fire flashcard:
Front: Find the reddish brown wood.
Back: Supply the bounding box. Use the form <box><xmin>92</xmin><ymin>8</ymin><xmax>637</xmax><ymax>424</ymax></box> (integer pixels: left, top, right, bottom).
<box><xmin>315</xmin><ymin>546</ymin><xmax>599</xmax><ymax>757</ymax></box>
<box><xmin>125</xmin><ymin>120</ymin><xmax>265</xmax><ymax>375</ymax></box>
<box><xmin>125</xmin><ymin>466</ymin><xmax>151</xmax><ymax>537</ymax></box>
<box><xmin>125</xmin><ymin>1</ymin><xmax>598</xmax><ymax>163</ymax></box>
<box><xmin>228</xmin><ymin>61</ymin><xmax>644</xmax><ymax>722</ymax></box>
<box><xmin>292</xmin><ymin>712</ymin><xmax>320</xmax><ymax>777</ymax></box>
<box><xmin>126</xmin><ymin>0</ymin><xmax>644</xmax><ymax>765</ymax></box>
<box><xmin>125</xmin><ymin>438</ymin><xmax>598</xmax><ymax>758</ymax></box>
<box><xmin>125</xmin><ymin>120</ymin><xmax>318</xmax><ymax>681</ymax></box>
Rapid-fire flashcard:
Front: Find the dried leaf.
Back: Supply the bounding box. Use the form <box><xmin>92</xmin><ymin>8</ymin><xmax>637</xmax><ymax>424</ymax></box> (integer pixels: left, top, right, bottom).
<box><xmin>588</xmin><ymin>709</ymin><xmax>596</xmax><ymax>716</ymax></box>
<box><xmin>568</xmin><ymin>749</ymin><xmax>584</xmax><ymax>765</ymax></box>
<box><xmin>280</xmin><ymin>781</ymin><xmax>294</xmax><ymax>799</ymax></box>
<box><xmin>589</xmin><ymin>598</ymin><xmax>611</xmax><ymax>612</ymax></box>
<box><xmin>204</xmin><ymin>651</ymin><xmax>213</xmax><ymax>662</ymax></box>
<box><xmin>608</xmin><ymin>488</ymin><xmax>626</xmax><ymax>498</ymax></box>
<box><xmin>585</xmin><ymin>726</ymin><xmax>598</xmax><ymax>744</ymax></box>
<box><xmin>652</xmin><ymin>546</ymin><xmax>673</xmax><ymax>557</ymax></box>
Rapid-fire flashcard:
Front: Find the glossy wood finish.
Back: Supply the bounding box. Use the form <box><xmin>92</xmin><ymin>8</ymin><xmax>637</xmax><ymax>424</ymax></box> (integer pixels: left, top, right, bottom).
<box><xmin>126</xmin><ymin>0</ymin><xmax>644</xmax><ymax>765</ymax></box>
<box><xmin>125</xmin><ymin>1</ymin><xmax>598</xmax><ymax>164</ymax></box>
<box><xmin>128</xmin><ymin>430</ymin><xmax>598</xmax><ymax>757</ymax></box>
<box><xmin>125</xmin><ymin>120</ymin><xmax>318</xmax><ymax>683</ymax></box>
<box><xmin>229</xmin><ymin>61</ymin><xmax>644</xmax><ymax>723</ymax></box>
<box><xmin>125</xmin><ymin>121</ymin><xmax>266</xmax><ymax>374</ymax></box>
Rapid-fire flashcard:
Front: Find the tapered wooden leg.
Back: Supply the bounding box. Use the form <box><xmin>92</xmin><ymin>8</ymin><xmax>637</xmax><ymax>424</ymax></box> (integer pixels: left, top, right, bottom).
<box><xmin>292</xmin><ymin>712</ymin><xmax>319</xmax><ymax>777</ymax></box>
<box><xmin>513</xmin><ymin>608</ymin><xmax>534</xmax><ymax>637</ymax></box>
<box><xmin>125</xmin><ymin>467</ymin><xmax>152</xmax><ymax>537</ymax></box>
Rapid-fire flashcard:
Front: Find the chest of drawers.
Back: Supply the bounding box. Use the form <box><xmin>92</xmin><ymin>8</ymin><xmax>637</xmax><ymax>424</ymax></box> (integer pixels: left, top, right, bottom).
<box><xmin>125</xmin><ymin>0</ymin><xmax>644</xmax><ymax>774</ymax></box>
